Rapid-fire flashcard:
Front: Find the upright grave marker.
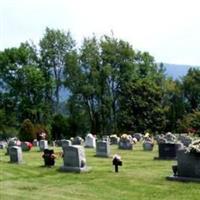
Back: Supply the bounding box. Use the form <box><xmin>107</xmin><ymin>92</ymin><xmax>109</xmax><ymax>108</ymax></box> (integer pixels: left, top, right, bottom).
<box><xmin>60</xmin><ymin>145</ymin><xmax>90</xmax><ymax>172</ymax></box>
<box><xmin>9</xmin><ymin>146</ymin><xmax>23</xmax><ymax>164</ymax></box>
<box><xmin>96</xmin><ymin>141</ymin><xmax>110</xmax><ymax>157</ymax></box>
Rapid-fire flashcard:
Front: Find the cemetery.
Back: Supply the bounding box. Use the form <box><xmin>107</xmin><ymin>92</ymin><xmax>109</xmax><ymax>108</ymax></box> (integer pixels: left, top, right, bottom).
<box><xmin>1</xmin><ymin>134</ymin><xmax>200</xmax><ymax>200</ymax></box>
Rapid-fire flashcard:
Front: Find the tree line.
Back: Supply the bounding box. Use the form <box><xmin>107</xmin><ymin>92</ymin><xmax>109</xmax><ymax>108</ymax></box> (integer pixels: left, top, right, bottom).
<box><xmin>0</xmin><ymin>27</ymin><xmax>200</xmax><ymax>140</ymax></box>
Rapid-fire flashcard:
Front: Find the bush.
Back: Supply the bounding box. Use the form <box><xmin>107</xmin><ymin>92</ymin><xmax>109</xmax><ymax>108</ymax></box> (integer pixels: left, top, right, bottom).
<box><xmin>34</xmin><ymin>124</ymin><xmax>49</xmax><ymax>141</ymax></box>
<box><xmin>177</xmin><ymin>110</ymin><xmax>200</xmax><ymax>135</ymax></box>
<box><xmin>18</xmin><ymin>119</ymin><xmax>35</xmax><ymax>142</ymax></box>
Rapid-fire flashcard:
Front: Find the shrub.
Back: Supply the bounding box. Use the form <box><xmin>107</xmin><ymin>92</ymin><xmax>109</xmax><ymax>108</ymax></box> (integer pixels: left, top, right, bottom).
<box><xmin>18</xmin><ymin>119</ymin><xmax>35</xmax><ymax>142</ymax></box>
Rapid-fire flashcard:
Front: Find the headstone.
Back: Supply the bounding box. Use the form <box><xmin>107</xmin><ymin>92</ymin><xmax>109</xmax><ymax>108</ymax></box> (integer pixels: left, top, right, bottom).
<box><xmin>143</xmin><ymin>142</ymin><xmax>154</xmax><ymax>151</ymax></box>
<box><xmin>96</xmin><ymin>141</ymin><xmax>110</xmax><ymax>157</ymax></box>
<box><xmin>6</xmin><ymin>139</ymin><xmax>20</xmax><ymax>155</ymax></box>
<box><xmin>33</xmin><ymin>139</ymin><xmax>39</xmax><ymax>147</ymax></box>
<box><xmin>118</xmin><ymin>134</ymin><xmax>133</xmax><ymax>150</ymax></box>
<box><xmin>110</xmin><ymin>135</ymin><xmax>119</xmax><ymax>145</ymax></box>
<box><xmin>55</xmin><ymin>140</ymin><xmax>62</xmax><ymax>147</ymax></box>
<box><xmin>60</xmin><ymin>145</ymin><xmax>90</xmax><ymax>172</ymax></box>
<box><xmin>61</xmin><ymin>139</ymin><xmax>72</xmax><ymax>150</ymax></box>
<box><xmin>157</xmin><ymin>143</ymin><xmax>177</xmax><ymax>159</ymax></box>
<box><xmin>85</xmin><ymin>134</ymin><xmax>96</xmax><ymax>148</ymax></box>
<box><xmin>119</xmin><ymin>140</ymin><xmax>133</xmax><ymax>150</ymax></box>
<box><xmin>133</xmin><ymin>133</ymin><xmax>142</xmax><ymax>141</ymax></box>
<box><xmin>102</xmin><ymin>135</ymin><xmax>110</xmax><ymax>143</ymax></box>
<box><xmin>52</xmin><ymin>141</ymin><xmax>56</xmax><ymax>147</ymax></box>
<box><xmin>0</xmin><ymin>141</ymin><xmax>6</xmax><ymax>149</ymax></box>
<box><xmin>39</xmin><ymin>140</ymin><xmax>48</xmax><ymax>151</ymax></box>
<box><xmin>176</xmin><ymin>150</ymin><xmax>200</xmax><ymax>178</ymax></box>
<box><xmin>72</xmin><ymin>136</ymin><xmax>84</xmax><ymax>145</ymax></box>
<box><xmin>9</xmin><ymin>146</ymin><xmax>23</xmax><ymax>163</ymax></box>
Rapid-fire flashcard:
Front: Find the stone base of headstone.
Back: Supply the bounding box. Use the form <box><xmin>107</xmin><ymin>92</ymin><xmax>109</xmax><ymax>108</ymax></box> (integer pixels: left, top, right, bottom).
<box><xmin>154</xmin><ymin>156</ymin><xmax>176</xmax><ymax>160</ymax></box>
<box><xmin>95</xmin><ymin>154</ymin><xmax>111</xmax><ymax>158</ymax></box>
<box><xmin>143</xmin><ymin>143</ymin><xmax>153</xmax><ymax>151</ymax></box>
<box><xmin>166</xmin><ymin>175</ymin><xmax>200</xmax><ymax>183</ymax></box>
<box><xmin>84</xmin><ymin>145</ymin><xmax>95</xmax><ymax>148</ymax></box>
<box><xmin>60</xmin><ymin>166</ymin><xmax>91</xmax><ymax>173</ymax></box>
<box><xmin>118</xmin><ymin>141</ymin><xmax>133</xmax><ymax>150</ymax></box>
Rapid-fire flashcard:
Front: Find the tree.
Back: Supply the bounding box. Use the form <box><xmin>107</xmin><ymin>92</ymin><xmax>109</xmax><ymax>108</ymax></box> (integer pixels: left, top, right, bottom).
<box><xmin>64</xmin><ymin>36</ymin><xmax>101</xmax><ymax>134</ymax></box>
<box><xmin>177</xmin><ymin>110</ymin><xmax>200</xmax><ymax>135</ymax></box>
<box><xmin>182</xmin><ymin>68</ymin><xmax>200</xmax><ymax>111</ymax></box>
<box><xmin>40</xmin><ymin>27</ymin><xmax>75</xmax><ymax>109</ymax></box>
<box><xmin>18</xmin><ymin>119</ymin><xmax>35</xmax><ymax>142</ymax></box>
<box><xmin>12</xmin><ymin>65</ymin><xmax>47</xmax><ymax>123</ymax></box>
<box><xmin>162</xmin><ymin>78</ymin><xmax>185</xmax><ymax>132</ymax></box>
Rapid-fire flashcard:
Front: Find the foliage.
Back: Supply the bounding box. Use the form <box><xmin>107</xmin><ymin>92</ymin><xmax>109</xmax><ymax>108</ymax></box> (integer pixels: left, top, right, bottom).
<box><xmin>177</xmin><ymin>110</ymin><xmax>200</xmax><ymax>135</ymax></box>
<box><xmin>182</xmin><ymin>68</ymin><xmax>200</xmax><ymax>111</ymax></box>
<box><xmin>40</xmin><ymin>27</ymin><xmax>75</xmax><ymax>109</ymax></box>
<box><xmin>1</xmin><ymin>27</ymin><xmax>200</xmax><ymax>138</ymax></box>
<box><xmin>18</xmin><ymin>119</ymin><xmax>35</xmax><ymax>142</ymax></box>
<box><xmin>51</xmin><ymin>114</ymin><xmax>68</xmax><ymax>140</ymax></box>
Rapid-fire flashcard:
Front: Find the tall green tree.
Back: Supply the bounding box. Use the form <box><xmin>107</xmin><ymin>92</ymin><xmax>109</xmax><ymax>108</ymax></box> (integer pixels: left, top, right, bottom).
<box><xmin>12</xmin><ymin>65</ymin><xmax>47</xmax><ymax>123</ymax></box>
<box><xmin>64</xmin><ymin>36</ymin><xmax>101</xmax><ymax>134</ymax></box>
<box><xmin>182</xmin><ymin>68</ymin><xmax>200</xmax><ymax>111</ymax></box>
<box><xmin>40</xmin><ymin>27</ymin><xmax>75</xmax><ymax>109</ymax></box>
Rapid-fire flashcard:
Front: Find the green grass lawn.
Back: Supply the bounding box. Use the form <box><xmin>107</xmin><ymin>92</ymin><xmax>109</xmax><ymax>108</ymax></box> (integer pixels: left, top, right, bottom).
<box><xmin>0</xmin><ymin>143</ymin><xmax>200</xmax><ymax>200</ymax></box>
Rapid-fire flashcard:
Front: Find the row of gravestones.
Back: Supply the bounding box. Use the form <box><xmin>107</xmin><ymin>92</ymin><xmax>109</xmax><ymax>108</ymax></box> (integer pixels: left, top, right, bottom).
<box><xmin>5</xmin><ymin>138</ymin><xmax>200</xmax><ymax>180</ymax></box>
<box><xmin>7</xmin><ymin>140</ymin><xmax>110</xmax><ymax>172</ymax></box>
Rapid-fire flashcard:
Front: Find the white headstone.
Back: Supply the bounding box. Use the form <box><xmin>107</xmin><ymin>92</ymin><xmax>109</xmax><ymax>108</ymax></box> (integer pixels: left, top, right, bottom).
<box><xmin>33</xmin><ymin>139</ymin><xmax>39</xmax><ymax>147</ymax></box>
<box><xmin>39</xmin><ymin>140</ymin><xmax>48</xmax><ymax>151</ymax></box>
<box><xmin>85</xmin><ymin>134</ymin><xmax>96</xmax><ymax>148</ymax></box>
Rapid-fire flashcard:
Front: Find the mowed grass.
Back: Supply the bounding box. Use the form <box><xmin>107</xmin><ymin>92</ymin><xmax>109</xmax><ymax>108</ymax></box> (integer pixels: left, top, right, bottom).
<box><xmin>0</xmin><ymin>143</ymin><xmax>200</xmax><ymax>200</ymax></box>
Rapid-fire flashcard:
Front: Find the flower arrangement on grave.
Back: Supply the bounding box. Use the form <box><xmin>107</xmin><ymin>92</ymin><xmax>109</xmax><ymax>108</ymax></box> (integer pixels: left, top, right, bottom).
<box><xmin>22</xmin><ymin>141</ymin><xmax>33</xmax><ymax>151</ymax></box>
<box><xmin>186</xmin><ymin>139</ymin><xmax>200</xmax><ymax>154</ymax></box>
<box><xmin>143</xmin><ymin>133</ymin><xmax>154</xmax><ymax>150</ymax></box>
<box><xmin>157</xmin><ymin>132</ymin><xmax>177</xmax><ymax>144</ymax></box>
<box><xmin>120</xmin><ymin>134</ymin><xmax>133</xmax><ymax>143</ymax></box>
<box><xmin>143</xmin><ymin>134</ymin><xmax>154</xmax><ymax>144</ymax></box>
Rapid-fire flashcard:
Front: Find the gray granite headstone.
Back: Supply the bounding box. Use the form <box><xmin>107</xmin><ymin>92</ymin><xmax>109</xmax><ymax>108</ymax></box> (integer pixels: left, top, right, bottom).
<box><xmin>110</xmin><ymin>135</ymin><xmax>119</xmax><ymax>145</ymax></box>
<box><xmin>6</xmin><ymin>140</ymin><xmax>18</xmax><ymax>155</ymax></box>
<box><xmin>0</xmin><ymin>142</ymin><xmax>6</xmax><ymax>149</ymax></box>
<box><xmin>72</xmin><ymin>136</ymin><xmax>84</xmax><ymax>145</ymax></box>
<box><xmin>118</xmin><ymin>138</ymin><xmax>133</xmax><ymax>150</ymax></box>
<box><xmin>143</xmin><ymin>142</ymin><xmax>153</xmax><ymax>151</ymax></box>
<box><xmin>60</xmin><ymin>145</ymin><xmax>90</xmax><ymax>172</ymax></box>
<box><xmin>9</xmin><ymin>146</ymin><xmax>23</xmax><ymax>163</ymax></box>
<box><xmin>61</xmin><ymin>139</ymin><xmax>72</xmax><ymax>150</ymax></box>
<box><xmin>177</xmin><ymin>150</ymin><xmax>200</xmax><ymax>178</ymax></box>
<box><xmin>133</xmin><ymin>133</ymin><xmax>142</xmax><ymax>141</ymax></box>
<box><xmin>96</xmin><ymin>141</ymin><xmax>110</xmax><ymax>157</ymax></box>
<box><xmin>39</xmin><ymin>140</ymin><xmax>48</xmax><ymax>151</ymax></box>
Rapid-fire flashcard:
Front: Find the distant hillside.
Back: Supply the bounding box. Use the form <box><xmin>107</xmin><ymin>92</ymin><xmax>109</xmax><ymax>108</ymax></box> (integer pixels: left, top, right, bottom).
<box><xmin>163</xmin><ymin>63</ymin><xmax>200</xmax><ymax>80</ymax></box>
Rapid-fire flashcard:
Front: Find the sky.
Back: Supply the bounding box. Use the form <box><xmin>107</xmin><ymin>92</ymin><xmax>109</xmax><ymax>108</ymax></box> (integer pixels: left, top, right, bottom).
<box><xmin>1</xmin><ymin>0</ymin><xmax>200</xmax><ymax>66</ymax></box>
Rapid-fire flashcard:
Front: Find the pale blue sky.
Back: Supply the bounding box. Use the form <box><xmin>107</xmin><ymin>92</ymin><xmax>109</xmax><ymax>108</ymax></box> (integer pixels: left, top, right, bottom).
<box><xmin>1</xmin><ymin>0</ymin><xmax>200</xmax><ymax>65</ymax></box>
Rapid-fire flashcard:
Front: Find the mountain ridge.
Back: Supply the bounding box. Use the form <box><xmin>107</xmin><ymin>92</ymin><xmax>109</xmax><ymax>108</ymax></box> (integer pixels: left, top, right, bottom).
<box><xmin>162</xmin><ymin>63</ymin><xmax>200</xmax><ymax>79</ymax></box>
